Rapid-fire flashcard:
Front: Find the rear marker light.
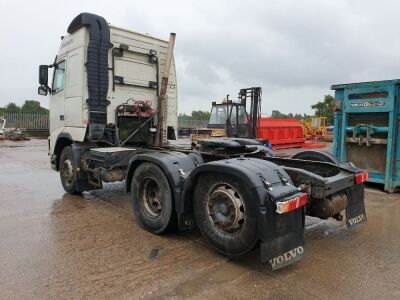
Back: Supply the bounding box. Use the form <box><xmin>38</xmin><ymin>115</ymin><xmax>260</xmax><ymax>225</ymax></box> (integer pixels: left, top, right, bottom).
<box><xmin>275</xmin><ymin>193</ymin><xmax>308</xmax><ymax>214</ymax></box>
<box><xmin>355</xmin><ymin>171</ymin><xmax>369</xmax><ymax>185</ymax></box>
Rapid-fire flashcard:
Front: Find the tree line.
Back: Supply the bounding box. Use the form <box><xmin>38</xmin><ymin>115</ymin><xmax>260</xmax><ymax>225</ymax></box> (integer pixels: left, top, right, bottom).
<box><xmin>179</xmin><ymin>110</ymin><xmax>211</xmax><ymax>121</ymax></box>
<box><xmin>0</xmin><ymin>101</ymin><xmax>49</xmax><ymax>115</ymax></box>
<box><xmin>269</xmin><ymin>95</ymin><xmax>335</xmax><ymax>124</ymax></box>
<box><xmin>270</xmin><ymin>111</ymin><xmax>312</xmax><ymax>120</ymax></box>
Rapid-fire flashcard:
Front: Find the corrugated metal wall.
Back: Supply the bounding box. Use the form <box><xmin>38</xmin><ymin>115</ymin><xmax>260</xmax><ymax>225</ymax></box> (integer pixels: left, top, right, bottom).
<box><xmin>2</xmin><ymin>113</ymin><xmax>49</xmax><ymax>130</ymax></box>
<box><xmin>178</xmin><ymin>119</ymin><xmax>208</xmax><ymax>129</ymax></box>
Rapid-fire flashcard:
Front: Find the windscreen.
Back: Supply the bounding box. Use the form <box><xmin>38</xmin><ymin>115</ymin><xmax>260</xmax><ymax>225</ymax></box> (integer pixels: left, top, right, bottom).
<box><xmin>238</xmin><ymin>105</ymin><xmax>248</xmax><ymax>124</ymax></box>
<box><xmin>209</xmin><ymin>105</ymin><xmax>228</xmax><ymax>125</ymax></box>
<box><xmin>311</xmin><ymin>118</ymin><xmax>320</xmax><ymax>128</ymax></box>
<box><xmin>52</xmin><ymin>61</ymin><xmax>65</xmax><ymax>94</ymax></box>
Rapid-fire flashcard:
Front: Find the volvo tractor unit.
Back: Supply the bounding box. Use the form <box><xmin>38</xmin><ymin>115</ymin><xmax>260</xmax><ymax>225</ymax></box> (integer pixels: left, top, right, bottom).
<box><xmin>38</xmin><ymin>13</ymin><xmax>368</xmax><ymax>270</ymax></box>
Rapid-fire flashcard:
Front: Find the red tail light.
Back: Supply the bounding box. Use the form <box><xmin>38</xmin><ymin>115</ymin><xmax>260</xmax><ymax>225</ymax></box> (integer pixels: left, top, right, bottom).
<box><xmin>355</xmin><ymin>171</ymin><xmax>369</xmax><ymax>185</ymax></box>
<box><xmin>275</xmin><ymin>193</ymin><xmax>308</xmax><ymax>214</ymax></box>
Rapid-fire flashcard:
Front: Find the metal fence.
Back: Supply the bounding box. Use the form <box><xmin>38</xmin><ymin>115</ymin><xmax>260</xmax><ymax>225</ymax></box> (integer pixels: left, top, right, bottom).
<box><xmin>2</xmin><ymin>113</ymin><xmax>49</xmax><ymax>130</ymax></box>
<box><xmin>178</xmin><ymin>119</ymin><xmax>208</xmax><ymax>129</ymax></box>
<box><xmin>2</xmin><ymin>114</ymin><xmax>206</xmax><ymax>130</ymax></box>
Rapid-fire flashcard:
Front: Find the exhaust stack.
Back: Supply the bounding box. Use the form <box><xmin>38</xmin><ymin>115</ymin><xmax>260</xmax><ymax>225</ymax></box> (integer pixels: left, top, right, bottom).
<box><xmin>157</xmin><ymin>33</ymin><xmax>176</xmax><ymax>146</ymax></box>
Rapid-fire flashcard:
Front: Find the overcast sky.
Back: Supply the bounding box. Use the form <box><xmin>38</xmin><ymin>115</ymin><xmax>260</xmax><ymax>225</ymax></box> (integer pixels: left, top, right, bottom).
<box><xmin>1</xmin><ymin>0</ymin><xmax>400</xmax><ymax>115</ymax></box>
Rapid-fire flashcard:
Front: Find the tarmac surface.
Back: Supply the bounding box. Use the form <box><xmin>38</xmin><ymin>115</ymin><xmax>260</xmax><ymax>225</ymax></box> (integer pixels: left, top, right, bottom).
<box><xmin>0</xmin><ymin>139</ymin><xmax>399</xmax><ymax>299</ymax></box>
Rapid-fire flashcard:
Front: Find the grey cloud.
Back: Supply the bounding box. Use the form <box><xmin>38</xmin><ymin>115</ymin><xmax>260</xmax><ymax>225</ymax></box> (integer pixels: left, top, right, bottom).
<box><xmin>1</xmin><ymin>0</ymin><xmax>399</xmax><ymax>115</ymax></box>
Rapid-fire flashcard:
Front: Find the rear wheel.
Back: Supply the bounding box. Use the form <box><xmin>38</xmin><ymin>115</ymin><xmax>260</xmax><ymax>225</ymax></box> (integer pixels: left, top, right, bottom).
<box><xmin>59</xmin><ymin>146</ymin><xmax>78</xmax><ymax>194</ymax></box>
<box><xmin>131</xmin><ymin>162</ymin><xmax>176</xmax><ymax>234</ymax></box>
<box><xmin>194</xmin><ymin>173</ymin><xmax>258</xmax><ymax>256</ymax></box>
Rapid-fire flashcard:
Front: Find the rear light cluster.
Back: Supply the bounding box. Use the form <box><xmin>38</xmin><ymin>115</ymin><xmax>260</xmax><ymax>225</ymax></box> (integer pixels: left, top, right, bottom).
<box><xmin>275</xmin><ymin>193</ymin><xmax>308</xmax><ymax>214</ymax></box>
<box><xmin>355</xmin><ymin>171</ymin><xmax>369</xmax><ymax>185</ymax></box>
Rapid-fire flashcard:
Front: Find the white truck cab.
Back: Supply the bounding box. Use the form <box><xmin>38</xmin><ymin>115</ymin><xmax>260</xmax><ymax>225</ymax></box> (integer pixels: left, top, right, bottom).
<box><xmin>38</xmin><ymin>13</ymin><xmax>178</xmax><ymax>169</ymax></box>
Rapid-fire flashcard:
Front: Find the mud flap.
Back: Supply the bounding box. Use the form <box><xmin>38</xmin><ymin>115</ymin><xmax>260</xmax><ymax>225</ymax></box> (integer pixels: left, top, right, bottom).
<box><xmin>259</xmin><ymin>207</ymin><xmax>307</xmax><ymax>270</ymax></box>
<box><xmin>345</xmin><ymin>184</ymin><xmax>367</xmax><ymax>228</ymax></box>
<box><xmin>261</xmin><ymin>232</ymin><xmax>307</xmax><ymax>270</ymax></box>
<box><xmin>72</xmin><ymin>145</ymin><xmax>101</xmax><ymax>192</ymax></box>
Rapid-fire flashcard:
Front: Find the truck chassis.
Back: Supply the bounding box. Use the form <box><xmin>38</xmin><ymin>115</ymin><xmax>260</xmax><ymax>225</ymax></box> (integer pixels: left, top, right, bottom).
<box><xmin>58</xmin><ymin>137</ymin><xmax>367</xmax><ymax>270</ymax></box>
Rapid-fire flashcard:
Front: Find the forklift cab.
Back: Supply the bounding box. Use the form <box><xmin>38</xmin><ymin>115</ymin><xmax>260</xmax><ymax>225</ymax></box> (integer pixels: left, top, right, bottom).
<box><xmin>208</xmin><ymin>101</ymin><xmax>250</xmax><ymax>138</ymax></box>
<box><xmin>311</xmin><ymin>117</ymin><xmax>327</xmax><ymax>136</ymax></box>
<box><xmin>207</xmin><ymin>87</ymin><xmax>262</xmax><ymax>139</ymax></box>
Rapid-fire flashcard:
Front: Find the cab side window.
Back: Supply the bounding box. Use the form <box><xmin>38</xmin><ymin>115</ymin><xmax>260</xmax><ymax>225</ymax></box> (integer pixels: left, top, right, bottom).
<box><xmin>52</xmin><ymin>61</ymin><xmax>65</xmax><ymax>94</ymax></box>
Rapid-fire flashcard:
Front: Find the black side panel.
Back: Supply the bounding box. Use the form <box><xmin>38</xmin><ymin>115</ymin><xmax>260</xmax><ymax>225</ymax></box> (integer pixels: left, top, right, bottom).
<box><xmin>126</xmin><ymin>151</ymin><xmax>201</xmax><ymax>198</ymax></box>
<box><xmin>68</xmin><ymin>13</ymin><xmax>111</xmax><ymax>141</ymax></box>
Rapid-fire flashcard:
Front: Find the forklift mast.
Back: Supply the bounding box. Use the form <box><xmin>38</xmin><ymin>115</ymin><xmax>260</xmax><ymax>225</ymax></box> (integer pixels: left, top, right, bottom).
<box><xmin>239</xmin><ymin>87</ymin><xmax>262</xmax><ymax>139</ymax></box>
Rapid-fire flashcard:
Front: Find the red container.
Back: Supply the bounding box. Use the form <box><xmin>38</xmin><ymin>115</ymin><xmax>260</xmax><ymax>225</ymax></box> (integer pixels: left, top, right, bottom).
<box><xmin>257</xmin><ymin>118</ymin><xmax>306</xmax><ymax>149</ymax></box>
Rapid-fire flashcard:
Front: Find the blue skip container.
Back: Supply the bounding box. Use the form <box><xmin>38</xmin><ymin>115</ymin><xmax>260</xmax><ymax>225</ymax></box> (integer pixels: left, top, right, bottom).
<box><xmin>331</xmin><ymin>80</ymin><xmax>400</xmax><ymax>192</ymax></box>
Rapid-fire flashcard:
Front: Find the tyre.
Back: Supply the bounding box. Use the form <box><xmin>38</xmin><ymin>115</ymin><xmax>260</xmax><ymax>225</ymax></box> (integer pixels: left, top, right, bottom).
<box><xmin>59</xmin><ymin>146</ymin><xmax>78</xmax><ymax>194</ymax></box>
<box><xmin>130</xmin><ymin>162</ymin><xmax>176</xmax><ymax>234</ymax></box>
<box><xmin>194</xmin><ymin>173</ymin><xmax>258</xmax><ymax>256</ymax></box>
<box><xmin>292</xmin><ymin>150</ymin><xmax>340</xmax><ymax>164</ymax></box>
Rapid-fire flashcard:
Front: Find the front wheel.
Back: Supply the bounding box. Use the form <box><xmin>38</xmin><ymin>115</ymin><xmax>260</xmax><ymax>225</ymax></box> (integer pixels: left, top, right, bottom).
<box><xmin>194</xmin><ymin>173</ymin><xmax>258</xmax><ymax>256</ymax></box>
<box><xmin>59</xmin><ymin>146</ymin><xmax>78</xmax><ymax>194</ymax></box>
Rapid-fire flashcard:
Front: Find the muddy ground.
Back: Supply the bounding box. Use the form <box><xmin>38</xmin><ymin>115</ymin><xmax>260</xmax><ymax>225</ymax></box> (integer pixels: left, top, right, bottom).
<box><xmin>0</xmin><ymin>139</ymin><xmax>399</xmax><ymax>299</ymax></box>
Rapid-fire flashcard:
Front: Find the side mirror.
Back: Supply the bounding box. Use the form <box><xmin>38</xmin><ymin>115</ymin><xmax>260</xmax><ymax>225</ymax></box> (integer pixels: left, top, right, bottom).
<box><xmin>39</xmin><ymin>65</ymin><xmax>48</xmax><ymax>86</ymax></box>
<box><xmin>38</xmin><ymin>85</ymin><xmax>48</xmax><ymax>96</ymax></box>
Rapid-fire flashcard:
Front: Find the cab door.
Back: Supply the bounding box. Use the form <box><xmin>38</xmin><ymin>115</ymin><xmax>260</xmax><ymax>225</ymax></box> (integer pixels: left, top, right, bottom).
<box><xmin>49</xmin><ymin>60</ymin><xmax>66</xmax><ymax>133</ymax></box>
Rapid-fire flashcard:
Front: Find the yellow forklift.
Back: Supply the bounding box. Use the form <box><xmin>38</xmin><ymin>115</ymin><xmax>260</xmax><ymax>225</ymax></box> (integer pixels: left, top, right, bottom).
<box><xmin>301</xmin><ymin>116</ymin><xmax>327</xmax><ymax>140</ymax></box>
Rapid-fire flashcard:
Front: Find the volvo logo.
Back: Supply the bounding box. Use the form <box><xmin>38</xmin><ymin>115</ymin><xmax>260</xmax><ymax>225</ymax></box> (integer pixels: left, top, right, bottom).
<box><xmin>269</xmin><ymin>246</ymin><xmax>304</xmax><ymax>268</ymax></box>
<box><xmin>348</xmin><ymin>213</ymin><xmax>366</xmax><ymax>226</ymax></box>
